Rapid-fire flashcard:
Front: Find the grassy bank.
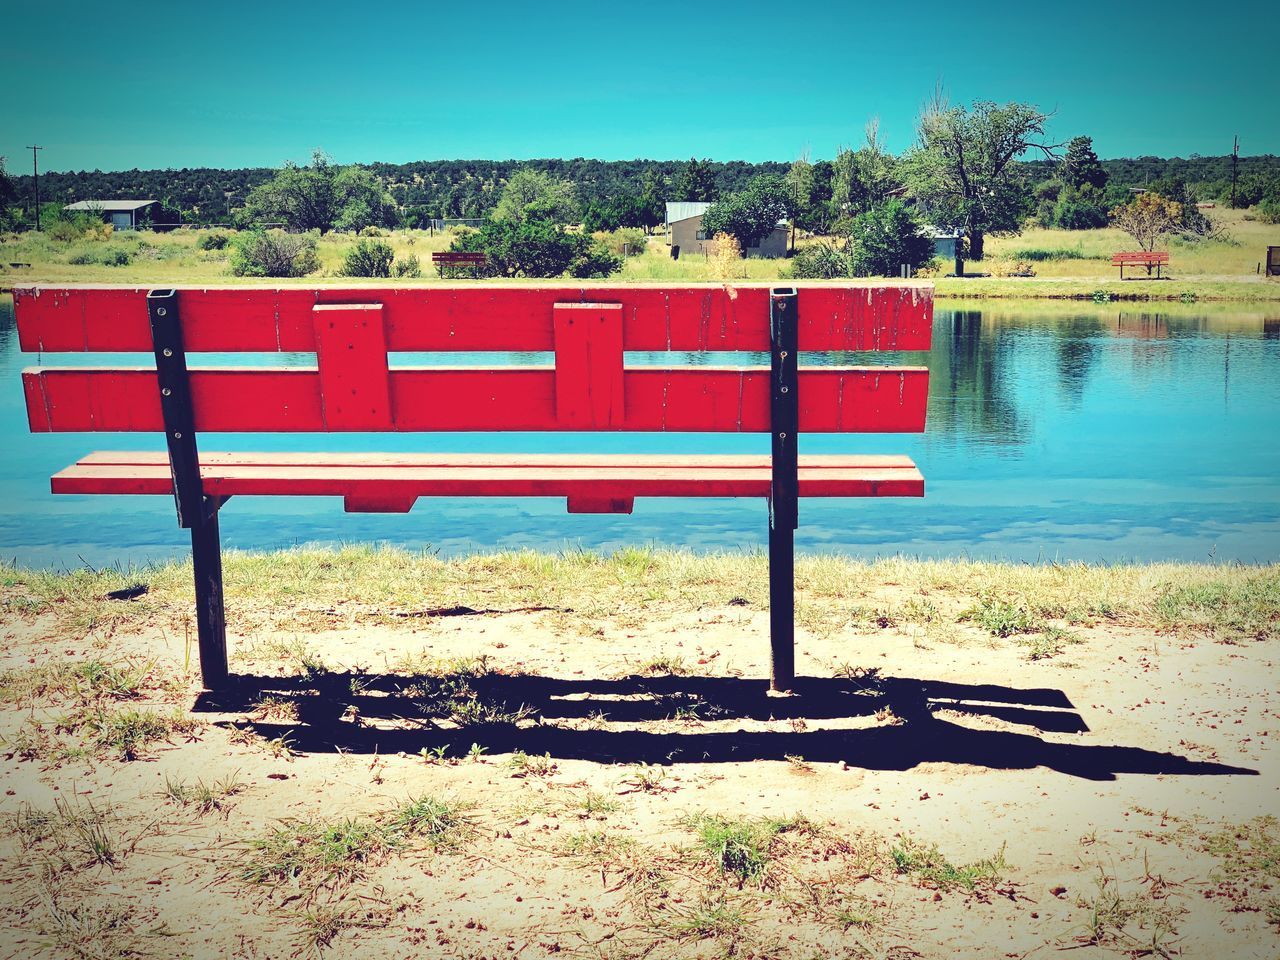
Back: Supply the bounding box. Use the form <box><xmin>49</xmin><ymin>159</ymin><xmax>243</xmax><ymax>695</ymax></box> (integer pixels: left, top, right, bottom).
<box><xmin>2</xmin><ymin>208</ymin><xmax>1277</xmax><ymax>301</ymax></box>
<box><xmin>7</xmin><ymin>546</ymin><xmax>1277</xmax><ymax>649</ymax></box>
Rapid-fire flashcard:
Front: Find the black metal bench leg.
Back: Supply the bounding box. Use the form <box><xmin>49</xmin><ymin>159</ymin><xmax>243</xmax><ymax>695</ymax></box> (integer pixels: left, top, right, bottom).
<box><xmin>191</xmin><ymin>501</ymin><xmax>229</xmax><ymax>689</ymax></box>
<box><xmin>769</xmin><ymin>288</ymin><xmax>799</xmax><ymax>693</ymax></box>
<box><xmin>769</xmin><ymin>519</ymin><xmax>795</xmax><ymax>691</ymax></box>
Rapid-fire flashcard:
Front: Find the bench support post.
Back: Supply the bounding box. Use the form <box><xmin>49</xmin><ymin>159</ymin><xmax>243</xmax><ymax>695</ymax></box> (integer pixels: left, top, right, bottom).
<box><xmin>769</xmin><ymin>288</ymin><xmax>799</xmax><ymax>693</ymax></box>
<box><xmin>148</xmin><ymin>289</ymin><xmax>229</xmax><ymax>690</ymax></box>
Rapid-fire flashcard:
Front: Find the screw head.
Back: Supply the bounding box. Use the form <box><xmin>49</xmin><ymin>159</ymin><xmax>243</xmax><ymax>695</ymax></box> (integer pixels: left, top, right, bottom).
<box><xmin>173</xmin><ymin>431</ymin><xmax>182</xmax><ymax>439</ymax></box>
<box><xmin>781</xmin><ymin>386</ymin><xmax>789</xmax><ymax>393</ymax></box>
<box><xmin>156</xmin><ymin>307</ymin><xmax>167</xmax><ymax>317</ymax></box>
<box><xmin>163</xmin><ymin>348</ymin><xmax>173</xmax><ymax>357</ymax></box>
<box><xmin>161</xmin><ymin>388</ymin><xmax>171</xmax><ymax>397</ymax></box>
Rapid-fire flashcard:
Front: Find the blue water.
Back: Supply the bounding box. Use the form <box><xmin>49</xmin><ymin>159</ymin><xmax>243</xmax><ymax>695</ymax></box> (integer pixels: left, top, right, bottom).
<box><xmin>2</xmin><ymin>295</ymin><xmax>1278</xmax><ymax>568</ymax></box>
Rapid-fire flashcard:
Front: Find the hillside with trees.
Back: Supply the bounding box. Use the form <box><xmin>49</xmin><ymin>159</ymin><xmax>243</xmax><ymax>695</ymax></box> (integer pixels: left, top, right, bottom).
<box><xmin>10</xmin><ymin>153</ymin><xmax>1277</xmax><ymax>226</ymax></box>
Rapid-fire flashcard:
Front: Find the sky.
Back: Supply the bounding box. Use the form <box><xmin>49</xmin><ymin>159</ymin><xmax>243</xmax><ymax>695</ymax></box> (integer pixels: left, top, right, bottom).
<box><xmin>1</xmin><ymin>0</ymin><xmax>1273</xmax><ymax>174</ymax></box>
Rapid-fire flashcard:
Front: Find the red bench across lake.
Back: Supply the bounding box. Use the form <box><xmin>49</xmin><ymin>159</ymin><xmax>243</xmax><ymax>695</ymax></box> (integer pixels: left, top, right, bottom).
<box><xmin>14</xmin><ymin>284</ymin><xmax>933</xmax><ymax>692</ymax></box>
<box><xmin>1111</xmin><ymin>251</ymin><xmax>1170</xmax><ymax>279</ymax></box>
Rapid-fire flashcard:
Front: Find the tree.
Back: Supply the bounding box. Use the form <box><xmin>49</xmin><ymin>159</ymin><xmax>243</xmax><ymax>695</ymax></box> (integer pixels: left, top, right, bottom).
<box><xmin>831</xmin><ymin>119</ymin><xmax>901</xmax><ymax>226</ymax></box>
<box><xmin>0</xmin><ymin>157</ymin><xmax>20</xmax><ymax>230</ymax></box>
<box><xmin>451</xmin><ymin>218</ymin><xmax>620</xmax><ymax>278</ymax></box>
<box><xmin>786</xmin><ymin>152</ymin><xmax>836</xmax><ymax>235</ymax></box>
<box><xmin>1060</xmin><ymin>136</ymin><xmax>1108</xmax><ymax>191</ymax></box>
<box><xmin>1110</xmin><ymin>193</ymin><xmax>1182</xmax><ymax>253</ymax></box>
<box><xmin>849</xmin><ymin>200</ymin><xmax>936</xmax><ymax>276</ymax></box>
<box><xmin>238</xmin><ymin>151</ymin><xmax>397</xmax><ymax>233</ymax></box>
<box><xmin>491</xmin><ymin>170</ymin><xmax>578</xmax><ymax>225</ymax></box>
<box><xmin>675</xmin><ymin>158</ymin><xmax>717</xmax><ymax>202</ymax></box>
<box><xmin>700</xmin><ymin>175</ymin><xmax>790</xmax><ymax>249</ymax></box>
<box><xmin>902</xmin><ymin>93</ymin><xmax>1057</xmax><ymax>260</ymax></box>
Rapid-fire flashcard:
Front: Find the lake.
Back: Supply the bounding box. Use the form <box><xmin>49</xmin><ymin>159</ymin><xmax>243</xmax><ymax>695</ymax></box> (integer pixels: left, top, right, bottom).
<box><xmin>2</xmin><ymin>294</ymin><xmax>1278</xmax><ymax>568</ymax></box>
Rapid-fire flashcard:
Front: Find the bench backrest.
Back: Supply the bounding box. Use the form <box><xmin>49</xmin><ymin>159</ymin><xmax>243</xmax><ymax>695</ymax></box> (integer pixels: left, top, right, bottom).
<box><xmin>16</xmin><ymin>284</ymin><xmax>932</xmax><ymax>437</ymax></box>
<box><xmin>431</xmin><ymin>252</ymin><xmax>487</xmax><ymax>262</ymax></box>
<box><xmin>1111</xmin><ymin>251</ymin><xmax>1170</xmax><ymax>263</ymax></box>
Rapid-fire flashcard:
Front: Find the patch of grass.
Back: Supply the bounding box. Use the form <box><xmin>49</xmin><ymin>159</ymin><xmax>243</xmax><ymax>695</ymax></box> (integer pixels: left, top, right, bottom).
<box><xmin>1076</xmin><ymin>867</ymin><xmax>1185</xmax><ymax>955</ymax></box>
<box><xmin>242</xmin><ymin>795</ymin><xmax>470</xmax><ymax>889</ymax></box>
<box><xmin>389</xmin><ymin>795</ymin><xmax>472</xmax><ymax>849</ymax></box>
<box><xmin>1153</xmin><ymin>570</ymin><xmax>1280</xmax><ymax>641</ymax></box>
<box><xmin>1204</xmin><ymin>816</ymin><xmax>1280</xmax><ymax>925</ymax></box>
<box><xmin>163</xmin><ymin>772</ymin><xmax>246</xmax><ymax>815</ymax></box>
<box><xmin>562</xmin><ymin>829</ymin><xmax>636</xmax><ymax>864</ymax></box>
<box><xmin>67</xmin><ymin>706</ymin><xmax>202</xmax><ymax>761</ymax></box>
<box><xmin>682</xmin><ymin>813</ymin><xmax>809</xmax><ymax>883</ymax></box>
<box><xmin>960</xmin><ymin>596</ymin><xmax>1038</xmax><ymax>637</ymax></box>
<box><xmin>505</xmin><ymin>750</ymin><xmax>557</xmax><ymax>778</ymax></box>
<box><xmin>251</xmin><ymin>694</ymin><xmax>300</xmax><ymax>722</ymax></box>
<box><xmin>13</xmin><ymin>798</ymin><xmax>138</xmax><ymax>870</ymax></box>
<box><xmin>28</xmin><ymin>894</ymin><xmax>172</xmax><ymax>960</ymax></box>
<box><xmin>0</xmin><ymin>658</ymin><xmax>150</xmax><ymax>705</ymax></box>
<box><xmin>1017</xmin><ymin>624</ymin><xmax>1084</xmax><ymax>661</ymax></box>
<box><xmin>618</xmin><ymin>763</ymin><xmax>671</xmax><ymax>794</ymax></box>
<box><xmin>634</xmin><ymin>654</ymin><xmax>689</xmax><ymax>676</ymax></box>
<box><xmin>889</xmin><ymin>836</ymin><xmax>1009</xmax><ymax>892</ymax></box>
<box><xmin>242</xmin><ymin>818</ymin><xmax>398</xmax><ymax>886</ymax></box>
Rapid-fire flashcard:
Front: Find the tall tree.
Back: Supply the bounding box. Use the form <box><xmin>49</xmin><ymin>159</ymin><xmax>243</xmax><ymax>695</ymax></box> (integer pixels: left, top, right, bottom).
<box><xmin>675</xmin><ymin>158</ymin><xmax>718</xmax><ymax>202</ymax></box>
<box><xmin>491</xmin><ymin>169</ymin><xmax>578</xmax><ymax>224</ymax></box>
<box><xmin>902</xmin><ymin>92</ymin><xmax>1058</xmax><ymax>259</ymax></box>
<box><xmin>831</xmin><ymin>119</ymin><xmax>901</xmax><ymax>225</ymax></box>
<box><xmin>237</xmin><ymin>151</ymin><xmax>397</xmax><ymax>233</ymax></box>
<box><xmin>1060</xmin><ymin>136</ymin><xmax>1108</xmax><ymax>190</ymax></box>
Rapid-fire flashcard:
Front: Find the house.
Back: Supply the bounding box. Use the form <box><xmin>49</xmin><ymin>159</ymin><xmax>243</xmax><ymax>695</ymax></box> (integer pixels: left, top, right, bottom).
<box><xmin>64</xmin><ymin>199</ymin><xmax>157</xmax><ymax>231</ymax></box>
<box><xmin>665</xmin><ymin>201</ymin><xmax>790</xmax><ymax>258</ymax></box>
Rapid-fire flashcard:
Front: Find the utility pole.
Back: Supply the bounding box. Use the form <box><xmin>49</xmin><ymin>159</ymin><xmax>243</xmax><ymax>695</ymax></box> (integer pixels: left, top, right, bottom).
<box><xmin>1230</xmin><ymin>135</ymin><xmax>1239</xmax><ymax>209</ymax></box>
<box><xmin>27</xmin><ymin>144</ymin><xmax>43</xmax><ymax>230</ymax></box>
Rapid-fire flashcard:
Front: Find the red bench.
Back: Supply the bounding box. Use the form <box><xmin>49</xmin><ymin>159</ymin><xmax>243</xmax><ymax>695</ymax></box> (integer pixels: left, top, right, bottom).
<box><xmin>431</xmin><ymin>251</ymin><xmax>487</xmax><ymax>278</ymax></box>
<box><xmin>14</xmin><ymin>284</ymin><xmax>933</xmax><ymax>692</ymax></box>
<box><xmin>1111</xmin><ymin>251</ymin><xmax>1170</xmax><ymax>279</ymax></box>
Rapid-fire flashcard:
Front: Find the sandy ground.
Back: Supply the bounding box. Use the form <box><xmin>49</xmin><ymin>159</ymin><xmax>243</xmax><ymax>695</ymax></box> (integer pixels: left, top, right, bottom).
<box><xmin>0</xmin><ymin>590</ymin><xmax>1276</xmax><ymax>959</ymax></box>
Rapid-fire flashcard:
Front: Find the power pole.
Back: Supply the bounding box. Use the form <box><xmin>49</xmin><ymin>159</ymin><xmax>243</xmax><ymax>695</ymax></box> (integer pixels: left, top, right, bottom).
<box><xmin>27</xmin><ymin>144</ymin><xmax>43</xmax><ymax>230</ymax></box>
<box><xmin>1230</xmin><ymin>135</ymin><xmax>1239</xmax><ymax>209</ymax></box>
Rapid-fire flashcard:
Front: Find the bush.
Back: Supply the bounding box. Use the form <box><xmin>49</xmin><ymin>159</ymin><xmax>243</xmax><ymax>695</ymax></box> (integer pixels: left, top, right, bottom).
<box><xmin>340</xmin><ymin>238</ymin><xmax>395</xmax><ymax>277</ymax></box>
<box><xmin>594</xmin><ymin>226</ymin><xmax>647</xmax><ymax>256</ymax></box>
<box><xmin>359</xmin><ymin>226</ymin><xmax>384</xmax><ymax>237</ymax></box>
<box><xmin>453</xmin><ymin>219</ymin><xmax>620</xmax><ymax>279</ymax></box>
<box><xmin>788</xmin><ymin>242</ymin><xmax>851</xmax><ymax>279</ymax></box>
<box><xmin>1010</xmin><ymin>246</ymin><xmax>1089</xmax><ymax>261</ymax></box>
<box><xmin>1259</xmin><ymin>197</ymin><xmax>1280</xmax><ymax>225</ymax></box>
<box><xmin>67</xmin><ymin>244</ymin><xmax>133</xmax><ymax>266</ymax></box>
<box><xmin>849</xmin><ymin>200</ymin><xmax>936</xmax><ymax>277</ymax></box>
<box><xmin>393</xmin><ymin>254</ymin><xmax>422</xmax><ymax>278</ymax></box>
<box><xmin>197</xmin><ymin>232</ymin><xmax>230</xmax><ymax>251</ymax></box>
<box><xmin>229</xmin><ymin>229</ymin><xmax>319</xmax><ymax>278</ymax></box>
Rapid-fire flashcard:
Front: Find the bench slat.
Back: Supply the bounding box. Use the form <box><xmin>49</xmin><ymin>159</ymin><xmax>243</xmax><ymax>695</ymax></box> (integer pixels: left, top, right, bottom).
<box><xmin>24</xmin><ymin>366</ymin><xmax>929</xmax><ymax>434</ymax></box>
<box><xmin>51</xmin><ymin>452</ymin><xmax>925</xmax><ymax>503</ymax></box>
<box><xmin>14</xmin><ymin>285</ymin><xmax>933</xmax><ymax>353</ymax></box>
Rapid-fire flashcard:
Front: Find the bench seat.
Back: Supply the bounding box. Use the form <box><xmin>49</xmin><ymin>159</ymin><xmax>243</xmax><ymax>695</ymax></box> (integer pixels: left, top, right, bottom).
<box><xmin>52</xmin><ymin>451</ymin><xmax>923</xmax><ymax>514</ymax></box>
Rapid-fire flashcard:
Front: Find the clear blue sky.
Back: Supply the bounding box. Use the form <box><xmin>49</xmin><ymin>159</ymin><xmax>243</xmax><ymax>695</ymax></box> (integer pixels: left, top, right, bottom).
<box><xmin>1</xmin><ymin>0</ymin><xmax>1271</xmax><ymax>173</ymax></box>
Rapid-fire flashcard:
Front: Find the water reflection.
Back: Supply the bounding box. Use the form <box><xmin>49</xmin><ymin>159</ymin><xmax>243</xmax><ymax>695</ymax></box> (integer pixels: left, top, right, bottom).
<box><xmin>0</xmin><ymin>294</ymin><xmax>1278</xmax><ymax>566</ymax></box>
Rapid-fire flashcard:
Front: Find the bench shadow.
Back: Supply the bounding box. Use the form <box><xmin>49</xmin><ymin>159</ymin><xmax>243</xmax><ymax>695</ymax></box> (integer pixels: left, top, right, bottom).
<box><xmin>193</xmin><ymin>670</ymin><xmax>1257</xmax><ymax>783</ymax></box>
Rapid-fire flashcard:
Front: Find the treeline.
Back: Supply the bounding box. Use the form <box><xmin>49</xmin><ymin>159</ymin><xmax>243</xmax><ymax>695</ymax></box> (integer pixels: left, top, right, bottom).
<box><xmin>11</xmin><ymin>154</ymin><xmax>1278</xmax><ymax>224</ymax></box>
<box><xmin>10</xmin><ymin>158</ymin><xmax>789</xmax><ymax>222</ymax></box>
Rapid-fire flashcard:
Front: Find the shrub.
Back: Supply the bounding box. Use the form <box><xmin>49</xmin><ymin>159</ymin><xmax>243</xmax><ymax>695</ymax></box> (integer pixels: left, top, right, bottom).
<box><xmin>340</xmin><ymin>238</ymin><xmax>395</xmax><ymax>278</ymax></box>
<box><xmin>197</xmin><ymin>232</ymin><xmax>230</xmax><ymax>250</ymax></box>
<box><xmin>1011</xmin><ymin>246</ymin><xmax>1089</xmax><ymax>261</ymax></box>
<box><xmin>594</xmin><ymin>226</ymin><xmax>647</xmax><ymax>256</ymax></box>
<box><xmin>453</xmin><ymin>219</ymin><xmax>620</xmax><ymax>279</ymax></box>
<box><xmin>849</xmin><ymin>200</ymin><xmax>936</xmax><ymax>277</ymax></box>
<box><xmin>67</xmin><ymin>244</ymin><xmax>133</xmax><ymax>267</ymax></box>
<box><xmin>709</xmin><ymin>232</ymin><xmax>744</xmax><ymax>280</ymax></box>
<box><xmin>229</xmin><ymin>229</ymin><xmax>319</xmax><ymax>278</ymax></box>
<box><xmin>392</xmin><ymin>254</ymin><xmax>422</xmax><ymax>278</ymax></box>
<box><xmin>788</xmin><ymin>242</ymin><xmax>851</xmax><ymax>279</ymax></box>
<box><xmin>359</xmin><ymin>226</ymin><xmax>384</xmax><ymax>237</ymax></box>
<box><xmin>1260</xmin><ymin>197</ymin><xmax>1280</xmax><ymax>225</ymax></box>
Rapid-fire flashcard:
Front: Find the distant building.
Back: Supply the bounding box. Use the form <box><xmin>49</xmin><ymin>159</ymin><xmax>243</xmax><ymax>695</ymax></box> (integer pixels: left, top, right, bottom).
<box><xmin>922</xmin><ymin>225</ymin><xmax>962</xmax><ymax>262</ymax></box>
<box><xmin>64</xmin><ymin>199</ymin><xmax>157</xmax><ymax>231</ymax></box>
<box><xmin>665</xmin><ymin>201</ymin><xmax>789</xmax><ymax>258</ymax></box>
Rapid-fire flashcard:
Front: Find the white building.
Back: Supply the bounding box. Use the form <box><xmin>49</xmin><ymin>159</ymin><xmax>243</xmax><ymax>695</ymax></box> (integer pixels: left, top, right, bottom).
<box><xmin>665</xmin><ymin>201</ymin><xmax>789</xmax><ymax>258</ymax></box>
<box><xmin>64</xmin><ymin>199</ymin><xmax>157</xmax><ymax>231</ymax></box>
